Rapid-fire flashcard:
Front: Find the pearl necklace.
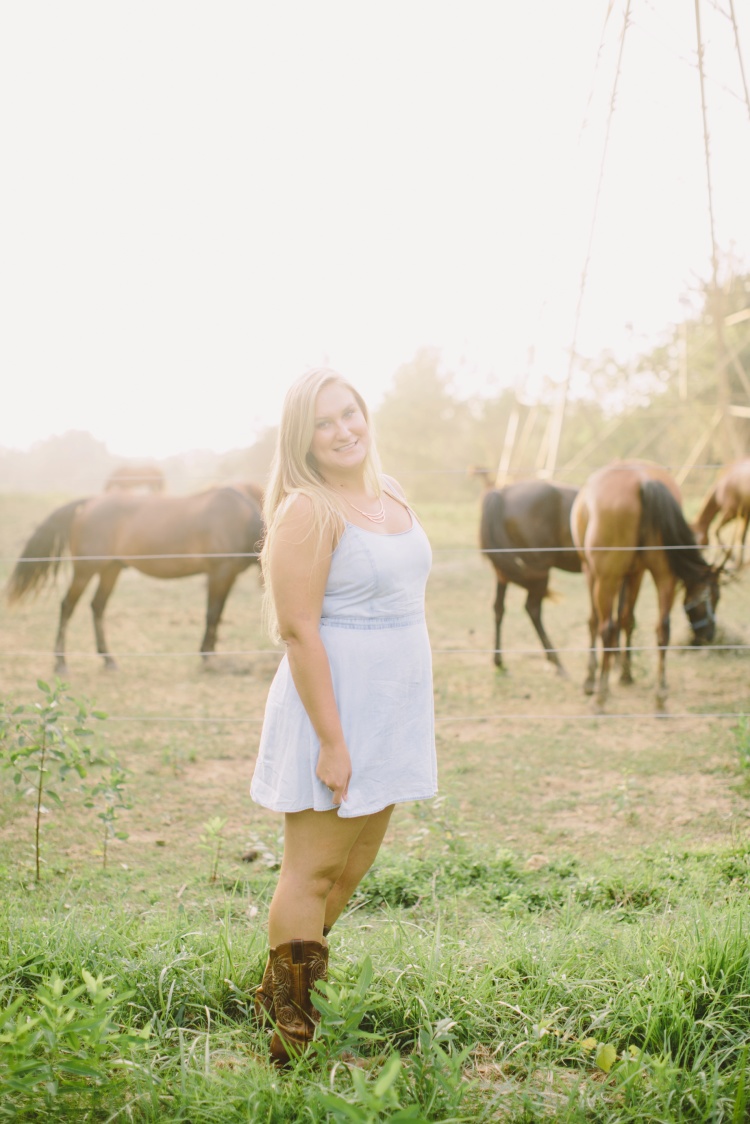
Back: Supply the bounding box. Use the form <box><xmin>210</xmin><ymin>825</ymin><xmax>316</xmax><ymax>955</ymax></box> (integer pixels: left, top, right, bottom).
<box><xmin>343</xmin><ymin>495</ymin><xmax>386</xmax><ymax>524</ymax></box>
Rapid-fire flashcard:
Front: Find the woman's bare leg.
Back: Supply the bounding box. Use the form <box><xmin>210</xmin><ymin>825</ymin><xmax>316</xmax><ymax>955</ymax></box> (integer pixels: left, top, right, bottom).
<box><xmin>267</xmin><ymin>805</ymin><xmax>394</xmax><ymax>945</ymax></box>
<box><xmin>268</xmin><ymin>809</ymin><xmax>368</xmax><ymax>945</ymax></box>
<box><xmin>324</xmin><ymin>805</ymin><xmax>394</xmax><ymax>930</ymax></box>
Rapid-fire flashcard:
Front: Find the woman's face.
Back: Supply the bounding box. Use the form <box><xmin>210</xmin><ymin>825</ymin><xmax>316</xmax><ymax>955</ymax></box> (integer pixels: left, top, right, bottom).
<box><xmin>309</xmin><ymin>382</ymin><xmax>370</xmax><ymax>478</ymax></box>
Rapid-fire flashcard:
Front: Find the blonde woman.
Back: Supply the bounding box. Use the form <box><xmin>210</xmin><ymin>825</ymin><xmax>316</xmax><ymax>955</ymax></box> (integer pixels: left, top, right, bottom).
<box><xmin>250</xmin><ymin>367</ymin><xmax>437</xmax><ymax>1065</ymax></box>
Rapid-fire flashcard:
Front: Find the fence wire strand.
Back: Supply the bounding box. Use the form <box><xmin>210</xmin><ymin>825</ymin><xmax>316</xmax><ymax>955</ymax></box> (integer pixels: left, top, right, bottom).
<box><xmin>2</xmin><ymin>642</ymin><xmax>749</xmax><ymax>659</ymax></box>
<box><xmin>72</xmin><ymin>710</ymin><xmax>748</xmax><ymax>725</ymax></box>
<box><xmin>3</xmin><ymin>542</ymin><xmax>747</xmax><ymax>564</ymax></box>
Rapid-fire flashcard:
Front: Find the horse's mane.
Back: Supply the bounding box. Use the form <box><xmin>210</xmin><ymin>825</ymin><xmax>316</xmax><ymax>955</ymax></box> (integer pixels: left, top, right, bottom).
<box><xmin>640</xmin><ymin>479</ymin><xmax>713</xmax><ymax>586</ymax></box>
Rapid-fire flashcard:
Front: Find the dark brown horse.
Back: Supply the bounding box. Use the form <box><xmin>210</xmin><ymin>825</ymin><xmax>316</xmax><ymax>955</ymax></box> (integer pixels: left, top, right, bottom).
<box><xmin>692</xmin><ymin>457</ymin><xmax>750</xmax><ymax>566</ymax></box>
<box><xmin>480</xmin><ymin>480</ymin><xmax>582</xmax><ymax>674</ymax></box>
<box><xmin>7</xmin><ymin>483</ymin><xmax>264</xmax><ymax>672</ymax></box>
<box><xmin>571</xmin><ymin>461</ymin><xmax>721</xmax><ymax>712</ymax></box>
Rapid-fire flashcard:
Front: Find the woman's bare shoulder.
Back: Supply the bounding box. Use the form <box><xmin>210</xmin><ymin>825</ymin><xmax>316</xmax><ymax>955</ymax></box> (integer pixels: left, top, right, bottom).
<box><xmin>381</xmin><ymin>473</ymin><xmax>408</xmax><ymax>501</ymax></box>
<box><xmin>275</xmin><ymin>492</ymin><xmax>317</xmax><ymax>540</ymax></box>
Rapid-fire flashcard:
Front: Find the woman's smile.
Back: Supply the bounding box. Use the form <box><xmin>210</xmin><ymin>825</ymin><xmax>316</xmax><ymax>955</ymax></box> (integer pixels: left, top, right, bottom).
<box><xmin>310</xmin><ymin>383</ymin><xmax>370</xmax><ymax>475</ymax></box>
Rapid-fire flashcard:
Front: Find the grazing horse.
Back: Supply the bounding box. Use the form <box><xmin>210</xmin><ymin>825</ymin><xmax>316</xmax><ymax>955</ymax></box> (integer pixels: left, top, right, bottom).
<box><xmin>104</xmin><ymin>463</ymin><xmax>166</xmax><ymax>493</ymax></box>
<box><xmin>571</xmin><ymin>461</ymin><xmax>721</xmax><ymax>712</ymax></box>
<box><xmin>480</xmin><ymin>480</ymin><xmax>582</xmax><ymax>674</ymax></box>
<box><xmin>7</xmin><ymin>483</ymin><xmax>264</xmax><ymax>673</ymax></box>
<box><xmin>692</xmin><ymin>457</ymin><xmax>750</xmax><ymax>566</ymax></box>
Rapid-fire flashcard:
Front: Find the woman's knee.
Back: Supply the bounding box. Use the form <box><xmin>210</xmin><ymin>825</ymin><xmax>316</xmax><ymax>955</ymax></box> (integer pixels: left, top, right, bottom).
<box><xmin>280</xmin><ymin>860</ymin><xmax>347</xmax><ymax>899</ymax></box>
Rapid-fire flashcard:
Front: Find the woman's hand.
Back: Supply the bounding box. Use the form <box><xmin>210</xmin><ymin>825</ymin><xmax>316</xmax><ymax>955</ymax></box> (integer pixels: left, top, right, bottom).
<box><xmin>316</xmin><ymin>742</ymin><xmax>352</xmax><ymax>806</ymax></box>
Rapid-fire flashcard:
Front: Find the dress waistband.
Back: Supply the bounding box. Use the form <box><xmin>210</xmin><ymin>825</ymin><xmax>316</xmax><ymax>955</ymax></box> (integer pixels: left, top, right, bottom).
<box><xmin>320</xmin><ymin>612</ymin><xmax>425</xmax><ymax>630</ymax></box>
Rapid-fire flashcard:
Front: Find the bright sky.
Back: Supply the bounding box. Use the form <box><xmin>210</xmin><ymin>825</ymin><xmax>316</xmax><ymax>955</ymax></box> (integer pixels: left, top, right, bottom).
<box><xmin>3</xmin><ymin>1</ymin><xmax>750</xmax><ymax>458</ymax></box>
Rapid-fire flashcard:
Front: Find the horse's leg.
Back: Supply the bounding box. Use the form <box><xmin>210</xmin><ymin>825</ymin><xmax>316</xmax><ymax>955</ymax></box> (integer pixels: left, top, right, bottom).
<box><xmin>583</xmin><ymin>568</ymin><xmax>598</xmax><ymax>696</ymax></box>
<box><xmin>653</xmin><ymin>574</ymin><xmax>676</xmax><ymax>713</ymax></box>
<box><xmin>618</xmin><ymin>570</ymin><xmax>644</xmax><ymax>686</ymax></box>
<box><xmin>740</xmin><ymin>510</ymin><xmax>750</xmax><ymax>567</ymax></box>
<box><xmin>713</xmin><ymin>510</ymin><xmax>737</xmax><ymax>565</ymax></box>
<box><xmin>593</xmin><ymin>576</ymin><xmax>619</xmax><ymax>713</ymax></box>
<box><xmin>492</xmin><ymin>577</ymin><xmax>508</xmax><ymax>670</ymax></box>
<box><xmin>54</xmin><ymin>565</ymin><xmax>96</xmax><ymax>675</ymax></box>
<box><xmin>201</xmin><ymin>566</ymin><xmax>237</xmax><ymax>662</ymax></box>
<box><xmin>524</xmin><ymin>576</ymin><xmax>566</xmax><ymax>677</ymax></box>
<box><xmin>90</xmin><ymin>563</ymin><xmax>123</xmax><ymax>670</ymax></box>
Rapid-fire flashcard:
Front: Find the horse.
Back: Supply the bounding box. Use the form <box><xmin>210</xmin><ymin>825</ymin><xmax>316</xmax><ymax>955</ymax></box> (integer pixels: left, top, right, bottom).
<box><xmin>691</xmin><ymin>457</ymin><xmax>750</xmax><ymax>566</ymax></box>
<box><xmin>104</xmin><ymin>463</ymin><xmax>166</xmax><ymax>493</ymax></box>
<box><xmin>479</xmin><ymin>479</ymin><xmax>582</xmax><ymax>674</ymax></box>
<box><xmin>571</xmin><ymin>461</ymin><xmax>722</xmax><ymax>712</ymax></box>
<box><xmin>7</xmin><ymin>483</ymin><xmax>264</xmax><ymax>673</ymax></box>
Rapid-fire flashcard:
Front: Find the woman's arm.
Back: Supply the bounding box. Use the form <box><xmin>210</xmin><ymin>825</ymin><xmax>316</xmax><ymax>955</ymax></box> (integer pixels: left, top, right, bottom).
<box><xmin>269</xmin><ymin>495</ymin><xmax>351</xmax><ymax>805</ymax></box>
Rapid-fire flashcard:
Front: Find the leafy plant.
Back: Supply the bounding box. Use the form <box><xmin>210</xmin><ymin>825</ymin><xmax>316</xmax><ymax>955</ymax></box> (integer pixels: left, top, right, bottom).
<box><xmin>83</xmin><ymin>758</ymin><xmax>131</xmax><ymax>870</ymax></box>
<box><xmin>198</xmin><ymin>815</ymin><xmax>228</xmax><ymax>883</ymax></box>
<box><xmin>312</xmin><ymin>1053</ymin><xmax>431</xmax><ymax>1123</ymax></box>
<box><xmin>310</xmin><ymin>956</ymin><xmax>385</xmax><ymax>1060</ymax></box>
<box><xmin>0</xmin><ymin>969</ymin><xmax>151</xmax><ymax>1115</ymax></box>
<box><xmin>311</xmin><ymin>959</ymin><xmax>446</xmax><ymax>1122</ymax></box>
<box><xmin>1</xmin><ymin>679</ymin><xmax>106</xmax><ymax>882</ymax></box>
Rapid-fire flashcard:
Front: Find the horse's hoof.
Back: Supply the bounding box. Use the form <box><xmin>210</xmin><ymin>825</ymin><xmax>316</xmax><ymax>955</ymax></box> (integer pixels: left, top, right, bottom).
<box><xmin>554</xmin><ymin>663</ymin><xmax>569</xmax><ymax>680</ymax></box>
<box><xmin>54</xmin><ymin>661</ymin><xmax>68</xmax><ymax>677</ymax></box>
<box><xmin>619</xmin><ymin>672</ymin><xmax>633</xmax><ymax>686</ymax></box>
<box><xmin>583</xmin><ymin>680</ymin><xmax>595</xmax><ymax>696</ymax></box>
<box><xmin>592</xmin><ymin>699</ymin><xmax>605</xmax><ymax>715</ymax></box>
<box><xmin>103</xmin><ymin>658</ymin><xmax>118</xmax><ymax>672</ymax></box>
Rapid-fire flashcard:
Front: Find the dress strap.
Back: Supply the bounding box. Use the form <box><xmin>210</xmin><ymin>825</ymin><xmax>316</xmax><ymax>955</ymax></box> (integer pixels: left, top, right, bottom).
<box><xmin>380</xmin><ymin>474</ymin><xmax>421</xmax><ymax>525</ymax></box>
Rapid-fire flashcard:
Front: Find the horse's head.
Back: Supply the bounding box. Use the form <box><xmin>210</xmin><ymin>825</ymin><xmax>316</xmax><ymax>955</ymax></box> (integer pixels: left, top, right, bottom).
<box><xmin>683</xmin><ymin>569</ymin><xmax>721</xmax><ymax>644</ymax></box>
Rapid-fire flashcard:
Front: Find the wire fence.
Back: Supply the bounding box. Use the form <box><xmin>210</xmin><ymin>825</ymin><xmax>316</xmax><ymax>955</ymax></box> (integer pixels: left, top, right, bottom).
<box><xmin>1</xmin><ymin>641</ymin><xmax>748</xmax><ymax>659</ymax></box>
<box><xmin>82</xmin><ymin>711</ymin><xmax>749</xmax><ymax>726</ymax></box>
<box><xmin>2</xmin><ymin>542</ymin><xmax>748</xmax><ymax>564</ymax></box>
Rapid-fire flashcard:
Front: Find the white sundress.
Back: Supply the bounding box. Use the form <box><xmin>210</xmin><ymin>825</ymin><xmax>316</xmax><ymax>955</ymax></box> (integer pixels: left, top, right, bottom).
<box><xmin>250</xmin><ymin>513</ymin><xmax>437</xmax><ymax>818</ymax></box>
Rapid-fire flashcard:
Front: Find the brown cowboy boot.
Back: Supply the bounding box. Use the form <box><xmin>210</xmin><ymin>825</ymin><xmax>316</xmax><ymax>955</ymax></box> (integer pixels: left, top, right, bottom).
<box><xmin>269</xmin><ymin>938</ymin><xmax>328</xmax><ymax>1066</ymax></box>
<box><xmin>255</xmin><ymin>927</ymin><xmax>330</xmax><ymax>1029</ymax></box>
<box><xmin>253</xmin><ymin>952</ymin><xmax>275</xmax><ymax>1026</ymax></box>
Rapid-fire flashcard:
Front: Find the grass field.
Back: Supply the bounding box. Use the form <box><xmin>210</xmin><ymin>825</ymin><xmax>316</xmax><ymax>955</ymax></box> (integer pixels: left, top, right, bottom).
<box><xmin>1</xmin><ymin>492</ymin><xmax>749</xmax><ymax>1121</ymax></box>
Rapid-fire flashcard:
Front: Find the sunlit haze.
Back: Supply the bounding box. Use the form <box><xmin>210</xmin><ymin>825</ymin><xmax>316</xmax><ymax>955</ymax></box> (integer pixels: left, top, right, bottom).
<box><xmin>3</xmin><ymin>1</ymin><xmax>750</xmax><ymax>458</ymax></box>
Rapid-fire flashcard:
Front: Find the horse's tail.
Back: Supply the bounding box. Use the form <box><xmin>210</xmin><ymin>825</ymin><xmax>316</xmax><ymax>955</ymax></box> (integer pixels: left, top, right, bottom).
<box><xmin>6</xmin><ymin>499</ymin><xmax>87</xmax><ymax>603</ymax></box>
<box><xmin>639</xmin><ymin>480</ymin><xmax>712</xmax><ymax>586</ymax></box>
<box><xmin>480</xmin><ymin>490</ymin><xmax>533</xmax><ymax>586</ymax></box>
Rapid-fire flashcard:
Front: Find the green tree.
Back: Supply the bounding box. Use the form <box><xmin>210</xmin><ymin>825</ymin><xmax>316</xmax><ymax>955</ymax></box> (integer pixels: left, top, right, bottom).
<box><xmin>375</xmin><ymin>348</ymin><xmax>477</xmax><ymax>501</ymax></box>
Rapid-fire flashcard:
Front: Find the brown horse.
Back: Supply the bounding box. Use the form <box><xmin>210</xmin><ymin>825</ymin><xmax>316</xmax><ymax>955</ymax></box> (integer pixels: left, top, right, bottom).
<box><xmin>7</xmin><ymin>483</ymin><xmax>264</xmax><ymax>672</ymax></box>
<box><xmin>571</xmin><ymin>461</ymin><xmax>721</xmax><ymax>712</ymax></box>
<box><xmin>692</xmin><ymin>457</ymin><xmax>750</xmax><ymax>566</ymax></box>
<box><xmin>480</xmin><ymin>479</ymin><xmax>582</xmax><ymax>674</ymax></box>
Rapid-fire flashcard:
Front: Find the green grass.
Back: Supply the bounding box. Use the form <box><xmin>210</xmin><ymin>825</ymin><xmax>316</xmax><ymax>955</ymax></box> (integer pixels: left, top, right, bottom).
<box><xmin>1</xmin><ymin>851</ymin><xmax>750</xmax><ymax>1121</ymax></box>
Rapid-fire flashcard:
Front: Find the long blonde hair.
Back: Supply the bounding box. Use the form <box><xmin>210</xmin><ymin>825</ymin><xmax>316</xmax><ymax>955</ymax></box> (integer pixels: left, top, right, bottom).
<box><xmin>261</xmin><ymin>367</ymin><xmax>383</xmax><ymax>640</ymax></box>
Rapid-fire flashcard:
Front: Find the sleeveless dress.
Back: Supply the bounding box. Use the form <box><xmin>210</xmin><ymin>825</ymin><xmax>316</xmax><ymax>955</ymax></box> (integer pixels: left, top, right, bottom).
<box><xmin>250</xmin><ymin>512</ymin><xmax>437</xmax><ymax>818</ymax></box>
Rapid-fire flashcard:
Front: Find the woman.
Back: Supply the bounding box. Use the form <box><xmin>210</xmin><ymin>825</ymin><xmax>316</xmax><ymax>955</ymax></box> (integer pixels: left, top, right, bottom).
<box><xmin>250</xmin><ymin>367</ymin><xmax>437</xmax><ymax>1065</ymax></box>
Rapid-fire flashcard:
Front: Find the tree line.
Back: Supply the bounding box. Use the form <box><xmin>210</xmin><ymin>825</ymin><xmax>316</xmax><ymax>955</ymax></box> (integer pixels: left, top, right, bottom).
<box><xmin>3</xmin><ymin>274</ymin><xmax>748</xmax><ymax>501</ymax></box>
